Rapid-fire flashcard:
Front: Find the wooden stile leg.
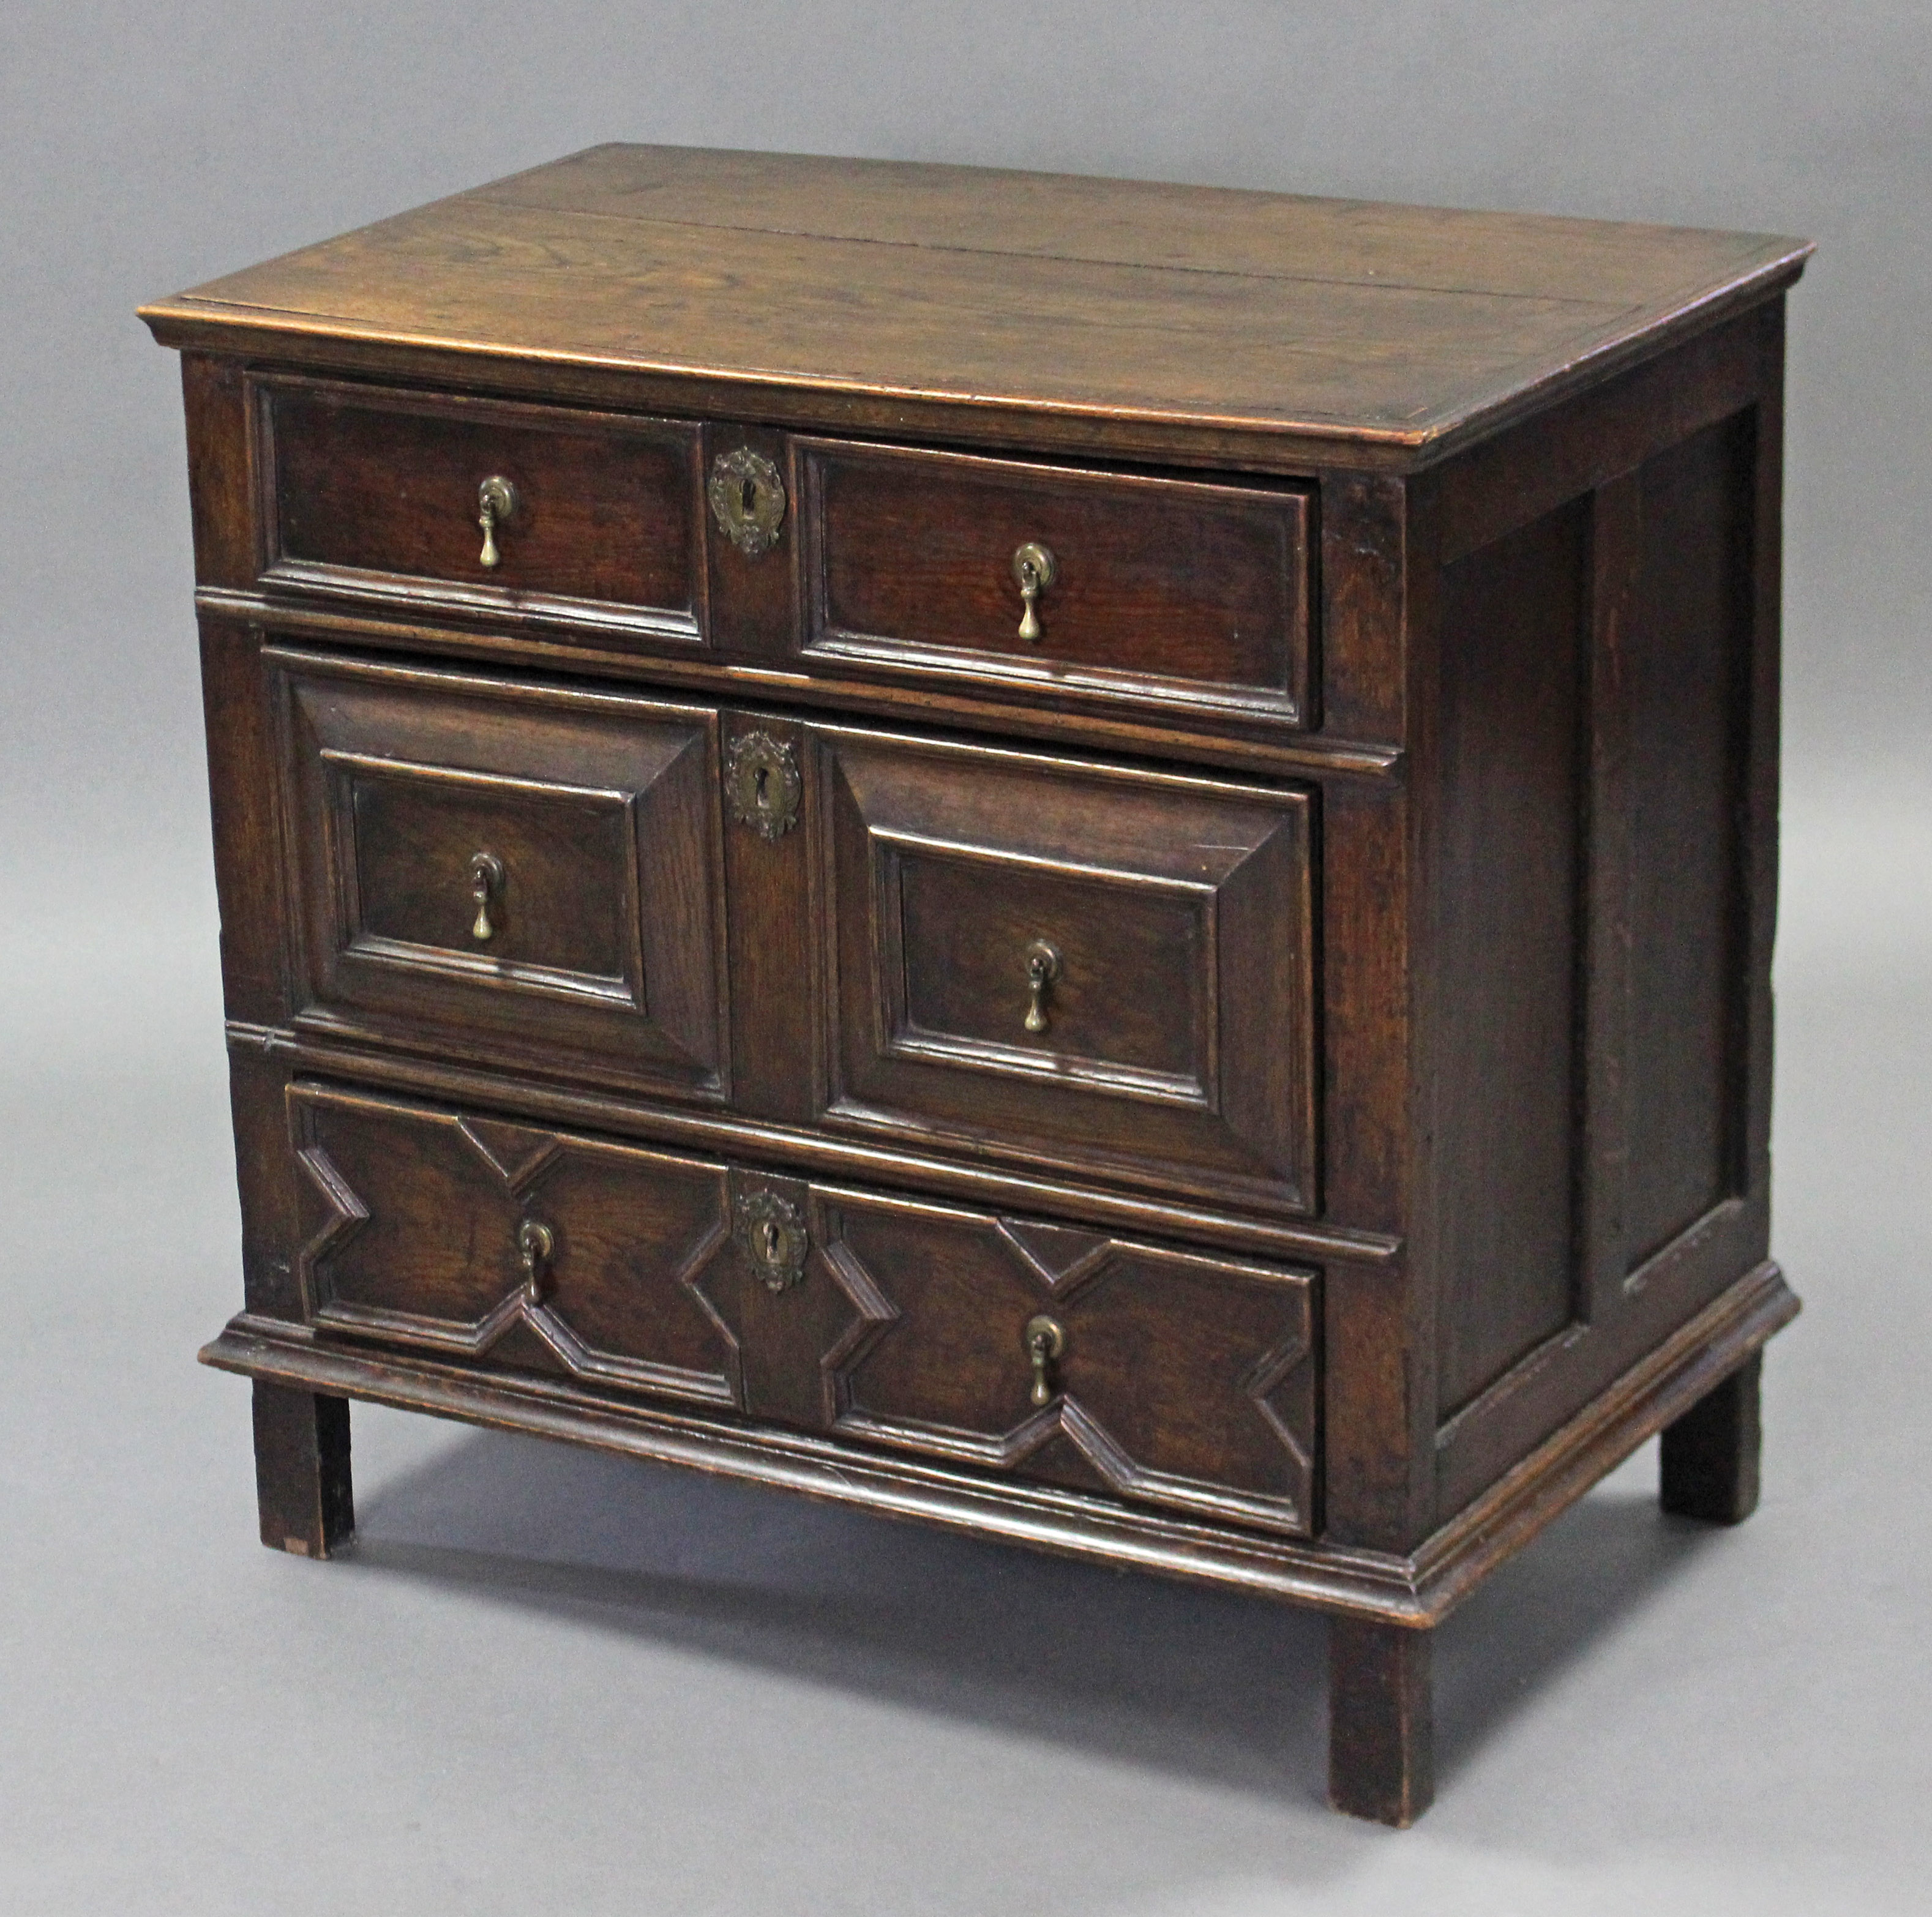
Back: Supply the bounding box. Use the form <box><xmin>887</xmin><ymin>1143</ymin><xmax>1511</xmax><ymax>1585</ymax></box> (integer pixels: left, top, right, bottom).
<box><xmin>1660</xmin><ymin>1351</ymin><xmax>1762</xmax><ymax>1525</ymax></box>
<box><xmin>251</xmin><ymin>1380</ymin><xmax>354</xmax><ymax>1558</ymax></box>
<box><xmin>1328</xmin><ymin>1615</ymin><xmax>1434</xmax><ymax>1826</ymax></box>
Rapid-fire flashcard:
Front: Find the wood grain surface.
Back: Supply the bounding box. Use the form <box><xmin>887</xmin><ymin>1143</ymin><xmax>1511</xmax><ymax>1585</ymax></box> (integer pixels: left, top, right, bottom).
<box><xmin>146</xmin><ymin>143</ymin><xmax>1811</xmax><ymax>1827</ymax></box>
<box><xmin>140</xmin><ymin>144</ymin><xmax>1808</xmax><ymax>462</ymax></box>
<box><xmin>264</xmin><ymin>377</ymin><xmax>703</xmax><ymax>629</ymax></box>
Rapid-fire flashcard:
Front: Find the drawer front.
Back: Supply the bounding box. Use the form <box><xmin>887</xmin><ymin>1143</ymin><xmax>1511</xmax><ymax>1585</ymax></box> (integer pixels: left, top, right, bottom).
<box><xmin>273</xmin><ymin>648</ymin><xmax>728</xmax><ymax>1099</ymax></box>
<box><xmin>289</xmin><ymin>1085</ymin><xmax>1317</xmax><ymax>1536</ymax></box>
<box><xmin>813</xmin><ymin>727</ymin><xmax>1317</xmax><ymax>1214</ymax></box>
<box><xmin>258</xmin><ymin>377</ymin><xmax>705</xmax><ymax>642</ymax></box>
<box><xmin>292</xmin><ymin>1084</ymin><xmax>740</xmax><ymax>1405</ymax></box>
<box><xmin>798</xmin><ymin>440</ymin><xmax>1312</xmax><ymax>727</ymax></box>
<box><xmin>817</xmin><ymin>1186</ymin><xmax>1316</xmax><ymax>1537</ymax></box>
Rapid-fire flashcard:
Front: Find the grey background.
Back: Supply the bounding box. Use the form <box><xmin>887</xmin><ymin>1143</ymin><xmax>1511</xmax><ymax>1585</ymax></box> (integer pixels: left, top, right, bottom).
<box><xmin>3</xmin><ymin>4</ymin><xmax>1928</xmax><ymax>1911</ymax></box>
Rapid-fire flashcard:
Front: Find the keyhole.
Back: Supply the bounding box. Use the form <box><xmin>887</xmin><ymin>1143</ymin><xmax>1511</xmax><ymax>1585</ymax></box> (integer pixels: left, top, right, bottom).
<box><xmin>754</xmin><ymin>764</ymin><xmax>769</xmax><ymax>806</ymax></box>
<box><xmin>741</xmin><ymin>476</ymin><xmax>758</xmax><ymax>516</ymax></box>
<box><xmin>761</xmin><ymin>1220</ymin><xmax>781</xmax><ymax>1262</ymax></box>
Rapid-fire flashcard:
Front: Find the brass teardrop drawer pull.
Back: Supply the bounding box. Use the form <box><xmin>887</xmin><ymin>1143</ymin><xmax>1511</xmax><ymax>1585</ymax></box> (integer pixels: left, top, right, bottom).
<box><xmin>1024</xmin><ymin>1313</ymin><xmax>1067</xmax><ymax>1407</ymax></box>
<box><xmin>517</xmin><ymin>1218</ymin><xmax>553</xmax><ymax>1306</ymax></box>
<box><xmin>1023</xmin><ymin>938</ymin><xmax>1060</xmax><ymax>1034</ymax></box>
<box><xmin>468</xmin><ymin>851</ymin><xmax>505</xmax><ymax>941</ymax></box>
<box><xmin>476</xmin><ymin>475</ymin><xmax>518</xmax><ymax>568</ymax></box>
<box><xmin>1011</xmin><ymin>541</ymin><xmax>1057</xmax><ymax>642</ymax></box>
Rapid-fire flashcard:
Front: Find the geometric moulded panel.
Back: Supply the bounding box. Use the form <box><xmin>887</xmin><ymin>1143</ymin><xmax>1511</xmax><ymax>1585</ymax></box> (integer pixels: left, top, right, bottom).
<box><xmin>817</xmin><ymin>1187</ymin><xmax>1317</xmax><ymax>1536</ymax></box>
<box><xmin>291</xmin><ymin>1082</ymin><xmax>739</xmax><ymax>1407</ymax></box>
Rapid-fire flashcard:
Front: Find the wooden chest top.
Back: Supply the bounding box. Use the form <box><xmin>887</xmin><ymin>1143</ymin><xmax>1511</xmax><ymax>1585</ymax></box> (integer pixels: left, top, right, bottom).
<box><xmin>140</xmin><ymin>143</ymin><xmax>1808</xmax><ymax>468</ymax></box>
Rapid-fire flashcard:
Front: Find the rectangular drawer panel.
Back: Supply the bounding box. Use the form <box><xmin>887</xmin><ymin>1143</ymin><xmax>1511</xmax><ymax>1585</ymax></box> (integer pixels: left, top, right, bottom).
<box><xmin>813</xmin><ymin>726</ymin><xmax>1317</xmax><ymax>1214</ymax></box>
<box><xmin>798</xmin><ymin>439</ymin><xmax>1312</xmax><ymax>727</ymax></box>
<box><xmin>288</xmin><ymin>1084</ymin><xmax>1317</xmax><ymax>1536</ymax></box>
<box><xmin>257</xmin><ymin>377</ymin><xmax>705</xmax><ymax>643</ymax></box>
<box><xmin>272</xmin><ymin>648</ymin><xmax>728</xmax><ymax>1100</ymax></box>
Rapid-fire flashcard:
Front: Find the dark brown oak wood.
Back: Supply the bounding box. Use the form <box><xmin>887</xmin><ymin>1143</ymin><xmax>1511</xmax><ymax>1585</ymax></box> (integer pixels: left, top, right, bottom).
<box><xmin>140</xmin><ymin>144</ymin><xmax>1809</xmax><ymax>471</ymax></box>
<box><xmin>811</xmin><ymin>724</ymin><xmax>1316</xmax><ymax>1217</ymax></box>
<box><xmin>269</xmin><ymin>646</ymin><xmax>730</xmax><ymax>1103</ymax></box>
<box><xmin>227</xmin><ymin>1037</ymin><xmax>305</xmax><ymax>1322</ymax></box>
<box><xmin>252</xmin><ymin>1022</ymin><xmax>1395</xmax><ymax>1269</ymax></box>
<box><xmin>1436</xmin><ymin>302</ymin><xmax>1774</xmax><ymax>562</ymax></box>
<box><xmin>1625</xmin><ymin>415</ymin><xmax>1754</xmax><ymax>1264</ymax></box>
<box><xmin>703</xmin><ymin>422</ymin><xmax>796</xmax><ymax>667</ymax></box>
<box><xmin>798</xmin><ymin>439</ymin><xmax>1311</xmax><ymax>728</ymax></box>
<box><xmin>204</xmin><ymin>1257</ymin><xmax>1797</xmax><ymax>1623</ymax></box>
<box><xmin>286</xmin><ymin>1080</ymin><xmax>1318</xmax><ymax>1531</ymax></box>
<box><xmin>146</xmin><ymin>145</ymin><xmax>1808</xmax><ymax>1823</ymax></box>
<box><xmin>1426</xmin><ymin>385</ymin><xmax>1780</xmax><ymax>1522</ymax></box>
<box><xmin>291</xmin><ymin>1083</ymin><xmax>742</xmax><ymax>1404</ymax></box>
<box><xmin>181</xmin><ymin>354</ymin><xmax>255</xmax><ymax>589</ymax></box>
<box><xmin>719</xmin><ymin>708</ymin><xmax>818</xmax><ymax>1125</ymax></box>
<box><xmin>1578</xmin><ymin>470</ymin><xmax>1642</xmax><ymax>1326</ymax></box>
<box><xmin>197</xmin><ymin>587</ymin><xmax>1394</xmax><ymax>772</ymax></box>
<box><xmin>814</xmin><ymin>1186</ymin><xmax>1316</xmax><ymax>1535</ymax></box>
<box><xmin>198</xmin><ymin>617</ymin><xmax>287</xmax><ymax>1028</ymax></box>
<box><xmin>1429</xmin><ymin>495</ymin><xmax>1589</xmax><ymax>1418</ymax></box>
<box><xmin>1330</xmin><ymin>1618</ymin><xmax>1434</xmax><ymax>1826</ymax></box>
<box><xmin>1317</xmin><ymin>471</ymin><xmax>1404</xmax><ymax>741</ymax></box>
<box><xmin>256</xmin><ymin>376</ymin><xmax>706</xmax><ymax>649</ymax></box>
<box><xmin>1660</xmin><ymin>1351</ymin><xmax>1762</xmax><ymax>1524</ymax></box>
<box><xmin>251</xmin><ymin>1380</ymin><xmax>353</xmax><ymax>1558</ymax></box>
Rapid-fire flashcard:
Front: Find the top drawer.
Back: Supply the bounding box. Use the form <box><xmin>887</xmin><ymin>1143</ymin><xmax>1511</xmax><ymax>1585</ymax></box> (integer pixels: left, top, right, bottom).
<box><xmin>796</xmin><ymin>440</ymin><xmax>1313</xmax><ymax>728</ymax></box>
<box><xmin>249</xmin><ymin>378</ymin><xmax>1314</xmax><ymax>737</ymax></box>
<box><xmin>255</xmin><ymin>378</ymin><xmax>705</xmax><ymax>644</ymax></box>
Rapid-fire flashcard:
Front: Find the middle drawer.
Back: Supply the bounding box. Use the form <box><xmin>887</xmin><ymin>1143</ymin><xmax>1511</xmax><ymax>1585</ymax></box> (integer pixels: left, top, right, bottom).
<box><xmin>268</xmin><ymin>646</ymin><xmax>1317</xmax><ymax>1216</ymax></box>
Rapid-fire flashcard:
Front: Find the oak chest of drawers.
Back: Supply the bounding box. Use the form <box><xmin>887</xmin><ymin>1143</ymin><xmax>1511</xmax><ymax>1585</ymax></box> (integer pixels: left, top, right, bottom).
<box><xmin>143</xmin><ymin>145</ymin><xmax>1810</xmax><ymax>1824</ymax></box>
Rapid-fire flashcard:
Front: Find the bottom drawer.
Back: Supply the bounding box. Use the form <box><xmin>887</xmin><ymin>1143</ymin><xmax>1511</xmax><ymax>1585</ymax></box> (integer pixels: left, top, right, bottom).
<box><xmin>290</xmin><ymin>1083</ymin><xmax>1318</xmax><ymax>1536</ymax></box>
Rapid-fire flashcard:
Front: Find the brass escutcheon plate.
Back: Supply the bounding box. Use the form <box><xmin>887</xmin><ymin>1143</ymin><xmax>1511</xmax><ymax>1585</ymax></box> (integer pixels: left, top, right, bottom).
<box><xmin>708</xmin><ymin>447</ymin><xmax>787</xmax><ymax>558</ymax></box>
<box><xmin>725</xmin><ymin>730</ymin><xmax>803</xmax><ymax>840</ymax></box>
<box><xmin>735</xmin><ymin>1190</ymin><xmax>809</xmax><ymax>1293</ymax></box>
